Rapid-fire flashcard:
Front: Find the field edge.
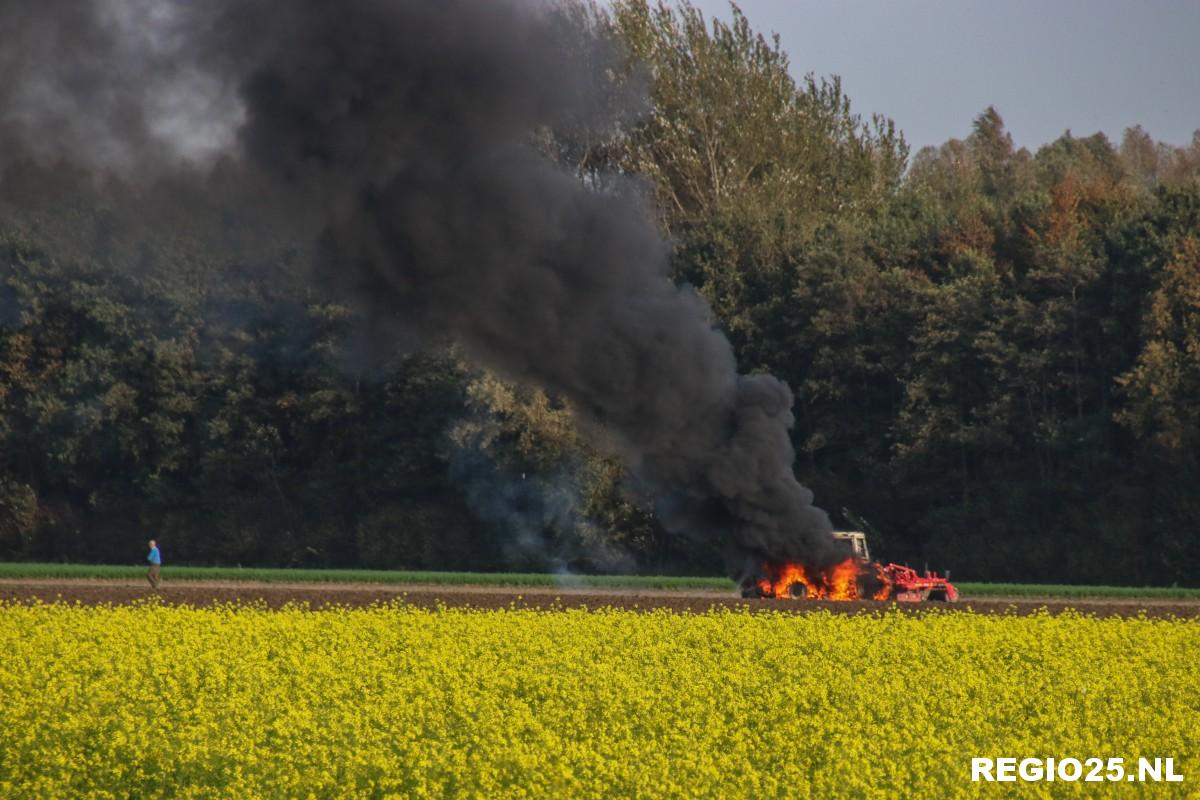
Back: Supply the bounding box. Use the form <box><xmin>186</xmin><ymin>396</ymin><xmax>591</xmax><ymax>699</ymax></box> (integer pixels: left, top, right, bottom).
<box><xmin>1</xmin><ymin>562</ymin><xmax>1198</xmax><ymax>599</ymax></box>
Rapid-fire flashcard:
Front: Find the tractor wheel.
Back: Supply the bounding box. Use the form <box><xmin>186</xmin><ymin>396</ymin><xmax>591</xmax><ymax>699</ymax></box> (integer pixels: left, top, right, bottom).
<box><xmin>787</xmin><ymin>582</ymin><xmax>809</xmax><ymax>600</ymax></box>
<box><xmin>928</xmin><ymin>589</ymin><xmax>947</xmax><ymax>602</ymax></box>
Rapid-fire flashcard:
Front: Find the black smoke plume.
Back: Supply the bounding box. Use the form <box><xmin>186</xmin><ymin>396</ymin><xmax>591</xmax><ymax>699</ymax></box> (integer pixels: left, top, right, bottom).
<box><xmin>0</xmin><ymin>0</ymin><xmax>837</xmax><ymax>569</ymax></box>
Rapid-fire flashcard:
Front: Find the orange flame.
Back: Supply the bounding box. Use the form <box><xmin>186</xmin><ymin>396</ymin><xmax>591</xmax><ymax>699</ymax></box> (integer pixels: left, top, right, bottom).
<box><xmin>756</xmin><ymin>558</ymin><xmax>893</xmax><ymax>601</ymax></box>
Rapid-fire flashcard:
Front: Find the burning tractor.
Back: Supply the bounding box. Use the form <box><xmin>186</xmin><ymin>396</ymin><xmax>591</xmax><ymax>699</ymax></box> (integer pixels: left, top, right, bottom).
<box><xmin>741</xmin><ymin>531</ymin><xmax>958</xmax><ymax>603</ymax></box>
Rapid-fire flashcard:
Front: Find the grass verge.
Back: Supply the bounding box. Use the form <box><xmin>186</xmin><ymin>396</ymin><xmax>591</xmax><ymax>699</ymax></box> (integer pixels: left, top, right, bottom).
<box><xmin>0</xmin><ymin>562</ymin><xmax>735</xmax><ymax>590</ymax></box>
<box><xmin>955</xmin><ymin>582</ymin><xmax>1200</xmax><ymax>600</ymax></box>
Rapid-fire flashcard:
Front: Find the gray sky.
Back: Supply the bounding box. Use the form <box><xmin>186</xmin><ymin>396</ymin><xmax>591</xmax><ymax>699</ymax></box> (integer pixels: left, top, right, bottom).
<box><xmin>687</xmin><ymin>0</ymin><xmax>1200</xmax><ymax>152</ymax></box>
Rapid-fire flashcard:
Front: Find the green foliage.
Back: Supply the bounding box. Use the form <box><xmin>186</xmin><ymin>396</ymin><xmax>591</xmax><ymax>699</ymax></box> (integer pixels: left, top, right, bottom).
<box><xmin>446</xmin><ymin>375</ymin><xmax>687</xmax><ymax>574</ymax></box>
<box><xmin>0</xmin><ymin>228</ymin><xmax>484</xmax><ymax>568</ymax></box>
<box><xmin>0</xmin><ymin>479</ymin><xmax>36</xmax><ymax>552</ymax></box>
<box><xmin>609</xmin><ymin>0</ymin><xmax>905</xmax><ymax>234</ymax></box>
<box><xmin>1118</xmin><ymin>236</ymin><xmax>1200</xmax><ymax>458</ymax></box>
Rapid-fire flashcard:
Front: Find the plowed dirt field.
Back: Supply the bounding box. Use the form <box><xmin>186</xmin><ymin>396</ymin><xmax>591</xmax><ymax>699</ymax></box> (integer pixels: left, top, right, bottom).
<box><xmin>2</xmin><ymin>579</ymin><xmax>1197</xmax><ymax>617</ymax></box>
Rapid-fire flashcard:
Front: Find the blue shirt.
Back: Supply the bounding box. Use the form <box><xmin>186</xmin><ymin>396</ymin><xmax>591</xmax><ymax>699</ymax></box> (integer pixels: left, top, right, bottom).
<box><xmin>147</xmin><ymin>547</ymin><xmax>161</xmax><ymax>566</ymax></box>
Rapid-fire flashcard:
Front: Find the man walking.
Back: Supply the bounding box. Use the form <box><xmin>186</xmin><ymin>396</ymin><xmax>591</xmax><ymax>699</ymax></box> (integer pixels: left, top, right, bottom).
<box><xmin>146</xmin><ymin>539</ymin><xmax>161</xmax><ymax>589</ymax></box>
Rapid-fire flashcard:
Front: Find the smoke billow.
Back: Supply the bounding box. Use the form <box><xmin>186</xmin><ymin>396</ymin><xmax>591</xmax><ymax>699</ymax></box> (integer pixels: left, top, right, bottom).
<box><xmin>0</xmin><ymin>0</ymin><xmax>838</xmax><ymax>569</ymax></box>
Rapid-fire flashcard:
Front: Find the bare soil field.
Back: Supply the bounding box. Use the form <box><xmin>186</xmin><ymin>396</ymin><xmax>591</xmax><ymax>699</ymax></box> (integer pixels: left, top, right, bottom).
<box><xmin>2</xmin><ymin>578</ymin><xmax>1199</xmax><ymax>618</ymax></box>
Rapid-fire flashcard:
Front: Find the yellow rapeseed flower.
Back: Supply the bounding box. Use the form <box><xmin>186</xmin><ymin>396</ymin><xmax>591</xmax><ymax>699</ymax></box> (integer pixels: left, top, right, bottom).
<box><xmin>0</xmin><ymin>601</ymin><xmax>1194</xmax><ymax>798</ymax></box>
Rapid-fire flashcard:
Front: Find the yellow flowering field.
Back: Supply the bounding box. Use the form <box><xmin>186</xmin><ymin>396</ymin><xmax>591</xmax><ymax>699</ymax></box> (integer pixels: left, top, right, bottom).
<box><xmin>0</xmin><ymin>601</ymin><xmax>1195</xmax><ymax>798</ymax></box>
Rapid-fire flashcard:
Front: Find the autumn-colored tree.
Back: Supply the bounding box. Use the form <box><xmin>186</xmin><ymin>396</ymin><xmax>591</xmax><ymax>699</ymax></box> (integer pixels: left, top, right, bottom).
<box><xmin>1118</xmin><ymin>237</ymin><xmax>1200</xmax><ymax>459</ymax></box>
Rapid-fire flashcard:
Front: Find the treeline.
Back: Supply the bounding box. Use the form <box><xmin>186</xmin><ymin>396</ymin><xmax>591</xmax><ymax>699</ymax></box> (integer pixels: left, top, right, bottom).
<box><xmin>1</xmin><ymin>1</ymin><xmax>1198</xmax><ymax>584</ymax></box>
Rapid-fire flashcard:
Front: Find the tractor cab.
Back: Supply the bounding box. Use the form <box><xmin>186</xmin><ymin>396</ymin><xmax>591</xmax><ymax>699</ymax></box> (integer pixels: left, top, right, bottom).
<box><xmin>832</xmin><ymin>531</ymin><xmax>870</xmax><ymax>562</ymax></box>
